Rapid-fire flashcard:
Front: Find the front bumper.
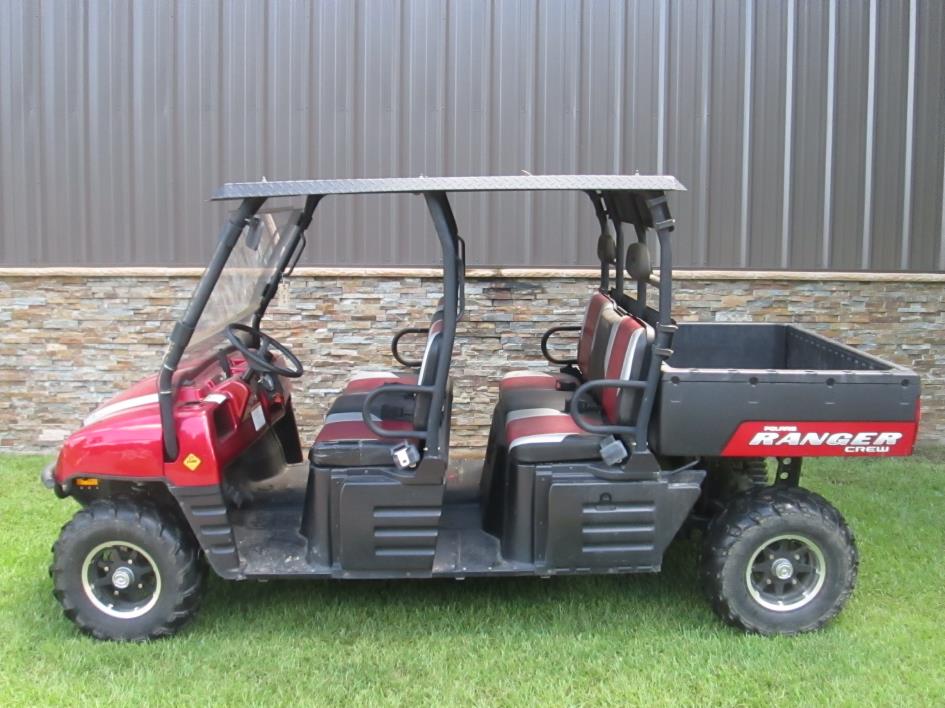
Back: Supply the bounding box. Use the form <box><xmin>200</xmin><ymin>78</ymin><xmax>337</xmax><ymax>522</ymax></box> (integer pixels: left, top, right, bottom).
<box><xmin>41</xmin><ymin>462</ymin><xmax>70</xmax><ymax>498</ymax></box>
<box><xmin>41</xmin><ymin>462</ymin><xmax>56</xmax><ymax>489</ymax></box>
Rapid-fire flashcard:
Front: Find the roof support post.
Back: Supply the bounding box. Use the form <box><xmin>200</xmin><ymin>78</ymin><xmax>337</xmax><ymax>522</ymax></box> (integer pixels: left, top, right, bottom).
<box><xmin>586</xmin><ymin>191</ymin><xmax>611</xmax><ymax>291</ymax></box>
<box><xmin>633</xmin><ymin>223</ymin><xmax>648</xmax><ymax>309</ymax></box>
<box><xmin>421</xmin><ymin>191</ymin><xmax>460</xmax><ymax>461</ymax></box>
<box><xmin>252</xmin><ymin>194</ymin><xmax>323</xmax><ymax>328</ymax></box>
<box><xmin>160</xmin><ymin>196</ymin><xmax>266</xmax><ymax>461</ymax></box>
<box><xmin>603</xmin><ymin>193</ymin><xmax>625</xmax><ymax>297</ymax></box>
<box><xmin>626</xmin><ymin>194</ymin><xmax>676</xmax><ymax>475</ymax></box>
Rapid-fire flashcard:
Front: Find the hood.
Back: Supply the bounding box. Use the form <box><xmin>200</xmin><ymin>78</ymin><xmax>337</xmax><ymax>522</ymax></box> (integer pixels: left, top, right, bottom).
<box><xmin>56</xmin><ymin>375</ymin><xmax>165</xmax><ymax>483</ymax></box>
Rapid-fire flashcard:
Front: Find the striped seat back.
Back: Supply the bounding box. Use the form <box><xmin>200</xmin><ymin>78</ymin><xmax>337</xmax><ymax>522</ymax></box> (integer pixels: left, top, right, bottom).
<box><xmin>600</xmin><ymin>315</ymin><xmax>652</xmax><ymax>424</ymax></box>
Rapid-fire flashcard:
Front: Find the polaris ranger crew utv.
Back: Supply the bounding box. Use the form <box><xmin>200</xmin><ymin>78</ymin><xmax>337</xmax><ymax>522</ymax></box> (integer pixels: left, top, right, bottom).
<box><xmin>43</xmin><ymin>175</ymin><xmax>921</xmax><ymax>640</ymax></box>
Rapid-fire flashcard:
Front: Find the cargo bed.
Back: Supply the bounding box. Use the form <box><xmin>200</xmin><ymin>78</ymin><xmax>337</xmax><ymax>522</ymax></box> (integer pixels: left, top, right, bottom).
<box><xmin>656</xmin><ymin>323</ymin><xmax>920</xmax><ymax>457</ymax></box>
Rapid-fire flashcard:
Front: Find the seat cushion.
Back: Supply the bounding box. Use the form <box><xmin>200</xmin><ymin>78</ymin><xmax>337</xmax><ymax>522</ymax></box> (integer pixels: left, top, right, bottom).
<box><xmin>310</xmin><ymin>412</ymin><xmax>416</xmax><ymax>467</ymax></box>
<box><xmin>505</xmin><ymin>408</ymin><xmax>604</xmax><ymax>464</ymax></box>
<box><xmin>499</xmin><ymin>370</ymin><xmax>579</xmax><ymax>393</ymax></box>
<box><xmin>327</xmin><ymin>391</ymin><xmax>415</xmax><ymax>420</ymax></box>
<box><xmin>487</xmin><ymin>387</ymin><xmax>574</xmax><ymax>454</ymax></box>
<box><xmin>343</xmin><ymin>371</ymin><xmax>418</xmax><ymax>394</ymax></box>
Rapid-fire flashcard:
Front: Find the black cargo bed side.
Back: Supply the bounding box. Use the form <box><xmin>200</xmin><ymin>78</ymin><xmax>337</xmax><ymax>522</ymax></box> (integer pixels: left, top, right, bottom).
<box><xmin>655</xmin><ymin>323</ymin><xmax>920</xmax><ymax>457</ymax></box>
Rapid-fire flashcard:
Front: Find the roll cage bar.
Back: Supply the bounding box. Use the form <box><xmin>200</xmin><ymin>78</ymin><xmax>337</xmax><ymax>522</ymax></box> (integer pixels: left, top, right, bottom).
<box><xmin>159</xmin><ymin>175</ymin><xmax>685</xmax><ymax>476</ymax></box>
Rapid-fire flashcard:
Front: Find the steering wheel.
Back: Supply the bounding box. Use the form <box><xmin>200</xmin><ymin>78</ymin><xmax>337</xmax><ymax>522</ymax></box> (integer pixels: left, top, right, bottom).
<box><xmin>224</xmin><ymin>323</ymin><xmax>304</xmax><ymax>378</ymax></box>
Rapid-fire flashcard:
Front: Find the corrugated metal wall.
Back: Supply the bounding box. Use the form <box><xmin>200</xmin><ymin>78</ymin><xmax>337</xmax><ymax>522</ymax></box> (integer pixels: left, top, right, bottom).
<box><xmin>1</xmin><ymin>0</ymin><xmax>943</xmax><ymax>270</ymax></box>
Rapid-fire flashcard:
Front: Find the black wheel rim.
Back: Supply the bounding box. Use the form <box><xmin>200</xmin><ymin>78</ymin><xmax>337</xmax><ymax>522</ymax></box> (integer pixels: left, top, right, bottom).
<box><xmin>745</xmin><ymin>534</ymin><xmax>826</xmax><ymax>612</ymax></box>
<box><xmin>81</xmin><ymin>541</ymin><xmax>162</xmax><ymax>619</ymax></box>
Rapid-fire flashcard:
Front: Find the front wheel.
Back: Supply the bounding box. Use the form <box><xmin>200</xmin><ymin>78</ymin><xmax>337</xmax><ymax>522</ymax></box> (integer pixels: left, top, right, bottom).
<box><xmin>701</xmin><ymin>486</ymin><xmax>858</xmax><ymax>635</ymax></box>
<box><xmin>51</xmin><ymin>499</ymin><xmax>206</xmax><ymax>641</ymax></box>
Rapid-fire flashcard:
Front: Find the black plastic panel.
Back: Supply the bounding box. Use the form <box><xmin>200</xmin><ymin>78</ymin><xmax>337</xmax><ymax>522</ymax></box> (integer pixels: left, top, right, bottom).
<box><xmin>532</xmin><ymin>467</ymin><xmax>703</xmax><ymax>571</ymax></box>
<box><xmin>332</xmin><ymin>473</ymin><xmax>444</xmax><ymax>573</ymax></box>
<box><xmin>171</xmin><ymin>484</ymin><xmax>242</xmax><ymax>579</ymax></box>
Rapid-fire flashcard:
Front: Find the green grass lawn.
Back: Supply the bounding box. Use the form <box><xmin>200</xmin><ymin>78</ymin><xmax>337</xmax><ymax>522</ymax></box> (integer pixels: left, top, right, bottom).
<box><xmin>1</xmin><ymin>454</ymin><xmax>943</xmax><ymax>706</ymax></box>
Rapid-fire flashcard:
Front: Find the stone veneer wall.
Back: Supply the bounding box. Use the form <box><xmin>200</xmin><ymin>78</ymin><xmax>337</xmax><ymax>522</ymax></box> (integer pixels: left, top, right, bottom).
<box><xmin>1</xmin><ymin>269</ymin><xmax>942</xmax><ymax>453</ymax></box>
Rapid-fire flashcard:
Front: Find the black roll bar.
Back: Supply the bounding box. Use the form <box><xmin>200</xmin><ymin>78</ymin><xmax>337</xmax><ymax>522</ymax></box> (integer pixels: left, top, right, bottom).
<box><xmin>633</xmin><ymin>223</ymin><xmax>648</xmax><ymax>307</ymax></box>
<box><xmin>630</xmin><ymin>195</ymin><xmax>677</xmax><ymax>453</ymax></box>
<box><xmin>540</xmin><ymin>325</ymin><xmax>581</xmax><ymax>366</ymax></box>
<box><xmin>361</xmin><ymin>384</ymin><xmax>433</xmax><ymax>440</ymax></box>
<box><xmin>586</xmin><ymin>191</ymin><xmax>611</xmax><ymax>291</ymax></box>
<box><xmin>359</xmin><ymin>192</ymin><xmax>459</xmax><ymax>456</ymax></box>
<box><xmin>569</xmin><ymin>191</ymin><xmax>677</xmax><ymax>471</ymax></box>
<box><xmin>252</xmin><ymin>194</ymin><xmax>323</xmax><ymax>329</ymax></box>
<box><xmin>159</xmin><ymin>183</ymin><xmax>675</xmax><ymax>473</ymax></box>
<box><xmin>390</xmin><ymin>327</ymin><xmax>428</xmax><ymax>367</ymax></box>
<box><xmin>456</xmin><ymin>235</ymin><xmax>466</xmax><ymax>318</ymax></box>
<box><xmin>159</xmin><ymin>196</ymin><xmax>266</xmax><ymax>460</ymax></box>
<box><xmin>603</xmin><ymin>193</ymin><xmax>625</xmax><ymax>297</ymax></box>
<box><xmin>415</xmin><ymin>191</ymin><xmax>460</xmax><ymax>458</ymax></box>
<box><xmin>570</xmin><ymin>378</ymin><xmax>647</xmax><ymax>438</ymax></box>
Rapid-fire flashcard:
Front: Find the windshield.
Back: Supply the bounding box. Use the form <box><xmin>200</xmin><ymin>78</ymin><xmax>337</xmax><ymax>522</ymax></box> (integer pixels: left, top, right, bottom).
<box><xmin>185</xmin><ymin>207</ymin><xmax>301</xmax><ymax>357</ymax></box>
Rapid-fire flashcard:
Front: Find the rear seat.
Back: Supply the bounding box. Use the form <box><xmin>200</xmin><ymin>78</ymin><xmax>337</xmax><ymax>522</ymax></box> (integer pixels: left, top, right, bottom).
<box><xmin>482</xmin><ymin>291</ymin><xmax>617</xmax><ymax>472</ymax></box>
<box><xmin>489</xmin><ymin>303</ymin><xmax>626</xmax><ymax>447</ymax></box>
<box><xmin>499</xmin><ymin>291</ymin><xmax>614</xmax><ymax>392</ymax></box>
<box><xmin>481</xmin><ymin>308</ymin><xmax>651</xmax><ymax>528</ymax></box>
<box><xmin>505</xmin><ymin>314</ymin><xmax>651</xmax><ymax>463</ymax></box>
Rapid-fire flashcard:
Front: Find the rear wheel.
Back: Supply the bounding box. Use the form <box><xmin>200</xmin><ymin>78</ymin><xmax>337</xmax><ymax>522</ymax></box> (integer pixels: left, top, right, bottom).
<box><xmin>51</xmin><ymin>499</ymin><xmax>206</xmax><ymax>641</ymax></box>
<box><xmin>701</xmin><ymin>486</ymin><xmax>857</xmax><ymax>635</ymax></box>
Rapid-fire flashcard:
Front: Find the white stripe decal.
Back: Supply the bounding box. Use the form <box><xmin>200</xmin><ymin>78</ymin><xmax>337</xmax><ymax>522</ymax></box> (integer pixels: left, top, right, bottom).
<box><xmin>349</xmin><ymin>371</ymin><xmax>399</xmax><ymax>382</ymax></box>
<box><xmin>509</xmin><ymin>433</ymin><xmax>569</xmax><ymax>450</ymax></box>
<box><xmin>506</xmin><ymin>408</ymin><xmax>567</xmax><ymax>423</ymax></box>
<box><xmin>620</xmin><ymin>328</ymin><xmax>645</xmax><ymax>380</ymax></box>
<box><xmin>83</xmin><ymin>393</ymin><xmax>161</xmax><ymax>427</ymax></box>
<box><xmin>417</xmin><ymin>331</ymin><xmax>440</xmax><ymax>384</ymax></box>
<box><xmin>604</xmin><ymin>320</ymin><xmax>620</xmax><ymax>369</ymax></box>
<box><xmin>502</xmin><ymin>370</ymin><xmax>552</xmax><ymax>380</ymax></box>
<box><xmin>325</xmin><ymin>412</ymin><xmax>380</xmax><ymax>424</ymax></box>
<box><xmin>204</xmin><ymin>393</ymin><xmax>228</xmax><ymax>405</ymax></box>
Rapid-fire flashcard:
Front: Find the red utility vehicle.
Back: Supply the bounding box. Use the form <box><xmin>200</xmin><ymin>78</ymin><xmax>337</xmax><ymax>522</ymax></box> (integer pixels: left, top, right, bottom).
<box><xmin>43</xmin><ymin>176</ymin><xmax>920</xmax><ymax>640</ymax></box>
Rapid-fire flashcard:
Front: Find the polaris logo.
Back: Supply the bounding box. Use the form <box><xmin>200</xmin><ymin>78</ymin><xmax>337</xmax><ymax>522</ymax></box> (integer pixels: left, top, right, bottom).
<box><xmin>748</xmin><ymin>425</ymin><xmax>903</xmax><ymax>453</ymax></box>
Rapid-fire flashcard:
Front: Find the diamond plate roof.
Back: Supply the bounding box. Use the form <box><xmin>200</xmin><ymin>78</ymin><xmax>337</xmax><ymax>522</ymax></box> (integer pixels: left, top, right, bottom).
<box><xmin>211</xmin><ymin>174</ymin><xmax>685</xmax><ymax>200</ymax></box>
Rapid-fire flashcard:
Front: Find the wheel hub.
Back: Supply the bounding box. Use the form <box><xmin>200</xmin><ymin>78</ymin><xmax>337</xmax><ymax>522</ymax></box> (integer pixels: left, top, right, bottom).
<box><xmin>745</xmin><ymin>534</ymin><xmax>826</xmax><ymax>612</ymax></box>
<box><xmin>771</xmin><ymin>558</ymin><xmax>794</xmax><ymax>580</ymax></box>
<box><xmin>111</xmin><ymin>566</ymin><xmax>135</xmax><ymax>589</ymax></box>
<box><xmin>81</xmin><ymin>541</ymin><xmax>162</xmax><ymax>619</ymax></box>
